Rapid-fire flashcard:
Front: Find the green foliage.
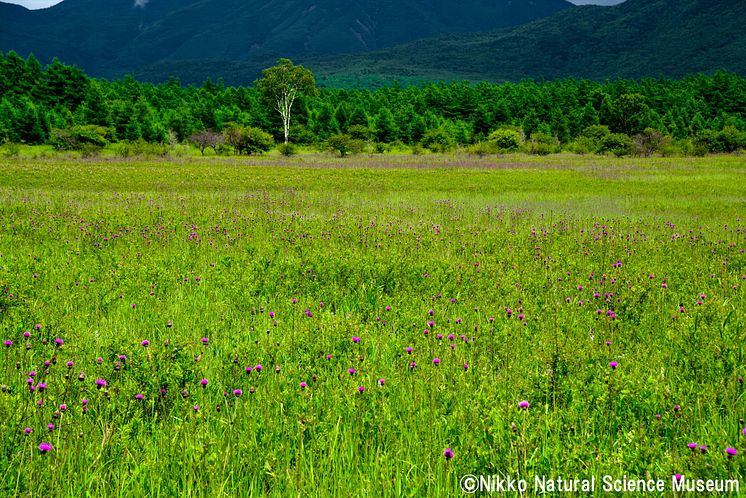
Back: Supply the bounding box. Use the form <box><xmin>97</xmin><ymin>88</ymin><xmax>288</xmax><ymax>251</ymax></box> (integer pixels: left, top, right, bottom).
<box><xmin>326</xmin><ymin>133</ymin><xmax>365</xmax><ymax>157</ymax></box>
<box><xmin>1</xmin><ymin>54</ymin><xmax>746</xmax><ymax>159</ymax></box>
<box><xmin>256</xmin><ymin>59</ymin><xmax>318</xmax><ymax>143</ymax></box>
<box><xmin>420</xmin><ymin>127</ymin><xmax>455</xmax><ymax>153</ymax></box>
<box><xmin>276</xmin><ymin>142</ymin><xmax>298</xmax><ymax>156</ymax></box>
<box><xmin>224</xmin><ymin>123</ymin><xmax>274</xmax><ymax>155</ymax></box>
<box><xmin>599</xmin><ymin>132</ymin><xmax>633</xmax><ymax>157</ymax></box>
<box><xmin>488</xmin><ymin>128</ymin><xmax>523</xmax><ymax>151</ymax></box>
<box><xmin>49</xmin><ymin>125</ymin><xmax>109</xmax><ymax>151</ymax></box>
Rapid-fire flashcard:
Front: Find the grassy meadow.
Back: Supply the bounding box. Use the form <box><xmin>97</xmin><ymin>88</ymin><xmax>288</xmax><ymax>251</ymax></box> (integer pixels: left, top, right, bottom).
<box><xmin>0</xmin><ymin>153</ymin><xmax>744</xmax><ymax>496</ymax></box>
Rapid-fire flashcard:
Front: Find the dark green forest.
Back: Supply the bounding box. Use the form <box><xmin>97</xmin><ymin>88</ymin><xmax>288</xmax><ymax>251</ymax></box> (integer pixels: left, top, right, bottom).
<box><xmin>1</xmin><ymin>52</ymin><xmax>745</xmax><ymax>157</ymax></box>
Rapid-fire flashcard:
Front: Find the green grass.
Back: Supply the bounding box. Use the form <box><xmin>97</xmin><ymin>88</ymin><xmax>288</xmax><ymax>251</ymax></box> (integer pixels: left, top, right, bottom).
<box><xmin>0</xmin><ymin>154</ymin><xmax>744</xmax><ymax>496</ymax></box>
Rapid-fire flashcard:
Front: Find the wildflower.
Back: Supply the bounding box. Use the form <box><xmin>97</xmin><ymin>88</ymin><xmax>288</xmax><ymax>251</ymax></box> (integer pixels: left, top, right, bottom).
<box><xmin>193</xmin><ymin>405</ymin><xmax>200</xmax><ymax>412</ymax></box>
<box><xmin>66</xmin><ymin>361</ymin><xmax>74</xmax><ymax>368</ymax></box>
<box><xmin>725</xmin><ymin>448</ymin><xmax>737</xmax><ymax>458</ymax></box>
<box><xmin>409</xmin><ymin>361</ymin><xmax>417</xmax><ymax>370</ymax></box>
<box><xmin>687</xmin><ymin>443</ymin><xmax>698</xmax><ymax>451</ymax></box>
<box><xmin>3</xmin><ymin>340</ymin><xmax>11</xmax><ymax>347</ymax></box>
<box><xmin>37</xmin><ymin>383</ymin><xmax>47</xmax><ymax>391</ymax></box>
<box><xmin>352</xmin><ymin>336</ymin><xmax>360</xmax><ymax>343</ymax></box>
<box><xmin>518</xmin><ymin>400</ymin><xmax>530</xmax><ymax>410</ymax></box>
<box><xmin>463</xmin><ymin>363</ymin><xmax>469</xmax><ymax>370</ymax></box>
<box><xmin>609</xmin><ymin>361</ymin><xmax>618</xmax><ymax>370</ymax></box>
<box><xmin>233</xmin><ymin>389</ymin><xmax>242</xmax><ymax>397</ymax></box>
<box><xmin>141</xmin><ymin>340</ymin><xmax>150</xmax><ymax>347</ymax></box>
<box><xmin>377</xmin><ymin>378</ymin><xmax>385</xmax><ymax>386</ymax></box>
<box><xmin>674</xmin><ymin>405</ymin><xmax>680</xmax><ymax>413</ymax></box>
<box><xmin>326</xmin><ymin>354</ymin><xmax>332</xmax><ymax>360</ymax></box>
<box><xmin>95</xmin><ymin>378</ymin><xmax>106</xmax><ymax>389</ymax></box>
<box><xmin>201</xmin><ymin>337</ymin><xmax>209</xmax><ymax>345</ymax></box>
<box><xmin>699</xmin><ymin>445</ymin><xmax>707</xmax><ymax>454</ymax></box>
<box><xmin>54</xmin><ymin>338</ymin><xmax>64</xmax><ymax>346</ymax></box>
<box><xmin>24</xmin><ymin>428</ymin><xmax>32</xmax><ymax>435</ymax></box>
<box><xmin>358</xmin><ymin>386</ymin><xmax>365</xmax><ymax>393</ymax></box>
<box><xmin>443</xmin><ymin>448</ymin><xmax>454</xmax><ymax>460</ymax></box>
<box><xmin>135</xmin><ymin>394</ymin><xmax>144</xmax><ymax>400</ymax></box>
<box><xmin>59</xmin><ymin>404</ymin><xmax>67</xmax><ymax>412</ymax></box>
<box><xmin>300</xmin><ymin>382</ymin><xmax>308</xmax><ymax>389</ymax></box>
<box><xmin>200</xmin><ymin>379</ymin><xmax>208</xmax><ymax>387</ymax></box>
<box><xmin>254</xmin><ymin>365</ymin><xmax>263</xmax><ymax>372</ymax></box>
<box><xmin>433</xmin><ymin>358</ymin><xmax>440</xmax><ymax>365</ymax></box>
<box><xmin>268</xmin><ymin>311</ymin><xmax>275</xmax><ymax>318</ymax></box>
<box><xmin>405</xmin><ymin>347</ymin><xmax>413</xmax><ymax>354</ymax></box>
<box><xmin>38</xmin><ymin>443</ymin><xmax>52</xmax><ymax>454</ymax></box>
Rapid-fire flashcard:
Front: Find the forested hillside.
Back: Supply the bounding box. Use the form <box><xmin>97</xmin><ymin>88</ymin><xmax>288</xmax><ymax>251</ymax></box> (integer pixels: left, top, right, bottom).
<box><xmin>1</xmin><ymin>54</ymin><xmax>745</xmax><ymax>156</ymax></box>
<box><xmin>0</xmin><ymin>0</ymin><xmax>571</xmax><ymax>82</ymax></box>
<box><xmin>311</xmin><ymin>0</ymin><xmax>746</xmax><ymax>82</ymax></box>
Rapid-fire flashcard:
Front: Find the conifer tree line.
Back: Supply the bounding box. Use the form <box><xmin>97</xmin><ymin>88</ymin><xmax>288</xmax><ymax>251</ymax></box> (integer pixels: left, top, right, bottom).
<box><xmin>1</xmin><ymin>52</ymin><xmax>745</xmax><ymax>156</ymax></box>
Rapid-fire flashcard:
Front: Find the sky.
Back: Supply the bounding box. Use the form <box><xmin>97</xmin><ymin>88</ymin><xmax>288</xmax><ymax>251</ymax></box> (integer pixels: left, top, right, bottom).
<box><xmin>4</xmin><ymin>0</ymin><xmax>627</xmax><ymax>8</ymax></box>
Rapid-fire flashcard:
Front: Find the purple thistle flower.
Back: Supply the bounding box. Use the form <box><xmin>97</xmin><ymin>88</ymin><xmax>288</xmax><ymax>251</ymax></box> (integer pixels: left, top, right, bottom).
<box><xmin>54</xmin><ymin>338</ymin><xmax>64</xmax><ymax>346</ymax></box>
<box><xmin>3</xmin><ymin>340</ymin><xmax>11</xmax><ymax>347</ymax></box>
<box><xmin>59</xmin><ymin>404</ymin><xmax>67</xmax><ymax>412</ymax></box>
<box><xmin>38</xmin><ymin>443</ymin><xmax>52</xmax><ymax>453</ymax></box>
<box><xmin>675</xmin><ymin>474</ymin><xmax>682</xmax><ymax>482</ymax></box>
<box><xmin>687</xmin><ymin>443</ymin><xmax>698</xmax><ymax>451</ymax></box>
<box><xmin>304</xmin><ymin>309</ymin><xmax>312</xmax><ymax>317</ymax></box>
<box><xmin>742</xmin><ymin>428</ymin><xmax>746</xmax><ymax>436</ymax></box>
<box><xmin>300</xmin><ymin>382</ymin><xmax>308</xmax><ymax>389</ymax></box>
<box><xmin>463</xmin><ymin>363</ymin><xmax>469</xmax><ymax>370</ymax></box>
<box><xmin>348</xmin><ymin>368</ymin><xmax>356</xmax><ymax>376</ymax></box>
<box><xmin>352</xmin><ymin>336</ymin><xmax>360</xmax><ymax>343</ymax></box>
<box><xmin>609</xmin><ymin>361</ymin><xmax>618</xmax><ymax>370</ymax></box>
<box><xmin>119</xmin><ymin>355</ymin><xmax>126</xmax><ymax>361</ymax></box>
<box><xmin>193</xmin><ymin>405</ymin><xmax>200</xmax><ymax>412</ymax></box>
<box><xmin>37</xmin><ymin>383</ymin><xmax>47</xmax><ymax>391</ymax></box>
<box><xmin>95</xmin><ymin>378</ymin><xmax>107</xmax><ymax>389</ymax></box>
<box><xmin>141</xmin><ymin>340</ymin><xmax>150</xmax><ymax>347</ymax></box>
<box><xmin>326</xmin><ymin>354</ymin><xmax>332</xmax><ymax>360</ymax></box>
<box><xmin>135</xmin><ymin>394</ymin><xmax>144</xmax><ymax>400</ymax></box>
<box><xmin>377</xmin><ymin>378</ymin><xmax>385</xmax><ymax>386</ymax></box>
<box><xmin>233</xmin><ymin>389</ymin><xmax>243</xmax><ymax>397</ymax></box>
<box><xmin>725</xmin><ymin>448</ymin><xmax>737</xmax><ymax>457</ymax></box>
<box><xmin>269</xmin><ymin>311</ymin><xmax>275</xmax><ymax>318</ymax></box>
<box><xmin>23</xmin><ymin>331</ymin><xmax>30</xmax><ymax>338</ymax></box>
<box><xmin>699</xmin><ymin>445</ymin><xmax>707</xmax><ymax>454</ymax></box>
<box><xmin>405</xmin><ymin>347</ymin><xmax>413</xmax><ymax>354</ymax></box>
<box><xmin>35</xmin><ymin>324</ymin><xmax>42</xmax><ymax>330</ymax></box>
<box><xmin>518</xmin><ymin>400</ymin><xmax>530</xmax><ymax>410</ymax></box>
<box><xmin>674</xmin><ymin>405</ymin><xmax>680</xmax><ymax>413</ymax></box>
<box><xmin>66</xmin><ymin>361</ymin><xmax>74</xmax><ymax>368</ymax></box>
<box><xmin>433</xmin><ymin>358</ymin><xmax>440</xmax><ymax>365</ymax></box>
<box><xmin>357</xmin><ymin>386</ymin><xmax>365</xmax><ymax>393</ymax></box>
<box><xmin>254</xmin><ymin>364</ymin><xmax>263</xmax><ymax>372</ymax></box>
<box><xmin>201</xmin><ymin>337</ymin><xmax>209</xmax><ymax>345</ymax></box>
<box><xmin>385</xmin><ymin>306</ymin><xmax>392</xmax><ymax>312</ymax></box>
<box><xmin>200</xmin><ymin>379</ymin><xmax>208</xmax><ymax>387</ymax></box>
<box><xmin>47</xmin><ymin>423</ymin><xmax>55</xmax><ymax>431</ymax></box>
<box><xmin>443</xmin><ymin>448</ymin><xmax>454</xmax><ymax>460</ymax></box>
<box><xmin>132</xmin><ymin>303</ymin><xmax>137</xmax><ymax>308</ymax></box>
<box><xmin>656</xmin><ymin>413</ymin><xmax>662</xmax><ymax>420</ymax></box>
<box><xmin>24</xmin><ymin>428</ymin><xmax>32</xmax><ymax>435</ymax></box>
<box><xmin>409</xmin><ymin>361</ymin><xmax>417</xmax><ymax>370</ymax></box>
<box><xmin>245</xmin><ymin>366</ymin><xmax>253</xmax><ymax>374</ymax></box>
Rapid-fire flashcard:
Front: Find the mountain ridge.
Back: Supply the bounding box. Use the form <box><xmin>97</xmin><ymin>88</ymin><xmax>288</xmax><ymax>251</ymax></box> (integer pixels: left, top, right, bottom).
<box><xmin>0</xmin><ymin>0</ymin><xmax>573</xmax><ymax>79</ymax></box>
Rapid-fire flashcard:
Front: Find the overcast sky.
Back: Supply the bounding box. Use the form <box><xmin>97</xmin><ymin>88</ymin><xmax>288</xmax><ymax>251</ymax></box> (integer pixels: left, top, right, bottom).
<box><xmin>5</xmin><ymin>0</ymin><xmax>627</xmax><ymax>9</ymax></box>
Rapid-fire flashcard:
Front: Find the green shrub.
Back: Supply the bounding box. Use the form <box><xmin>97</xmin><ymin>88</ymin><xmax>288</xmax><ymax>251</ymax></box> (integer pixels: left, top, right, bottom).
<box><xmin>276</xmin><ymin>142</ymin><xmax>298</xmax><ymax>157</ymax></box>
<box><xmin>599</xmin><ymin>133</ymin><xmax>633</xmax><ymax>157</ymax></box>
<box><xmin>420</xmin><ymin>128</ymin><xmax>455</xmax><ymax>153</ymax></box>
<box><xmin>326</xmin><ymin>134</ymin><xmax>365</xmax><ymax>157</ymax></box>
<box><xmin>487</xmin><ymin>128</ymin><xmax>522</xmax><ymax>151</ymax></box>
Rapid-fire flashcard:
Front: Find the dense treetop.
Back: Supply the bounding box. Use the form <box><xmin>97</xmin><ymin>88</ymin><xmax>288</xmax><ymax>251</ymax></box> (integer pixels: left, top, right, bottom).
<box><xmin>1</xmin><ymin>53</ymin><xmax>745</xmax><ymax>155</ymax></box>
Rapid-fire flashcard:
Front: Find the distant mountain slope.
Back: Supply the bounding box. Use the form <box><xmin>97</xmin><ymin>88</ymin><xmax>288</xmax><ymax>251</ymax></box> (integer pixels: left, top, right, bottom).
<box><xmin>0</xmin><ymin>0</ymin><xmax>573</xmax><ymax>79</ymax></box>
<box><xmin>308</xmin><ymin>0</ymin><xmax>746</xmax><ymax>82</ymax></box>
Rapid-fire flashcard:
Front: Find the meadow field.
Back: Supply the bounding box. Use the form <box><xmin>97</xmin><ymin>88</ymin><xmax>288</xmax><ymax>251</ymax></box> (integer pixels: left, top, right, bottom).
<box><xmin>0</xmin><ymin>153</ymin><xmax>744</xmax><ymax>496</ymax></box>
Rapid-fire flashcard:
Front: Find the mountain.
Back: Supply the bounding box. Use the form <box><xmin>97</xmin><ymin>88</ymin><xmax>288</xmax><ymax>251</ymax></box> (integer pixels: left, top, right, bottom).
<box><xmin>308</xmin><ymin>0</ymin><xmax>746</xmax><ymax>82</ymax></box>
<box><xmin>0</xmin><ymin>0</ymin><xmax>573</xmax><ymax>80</ymax></box>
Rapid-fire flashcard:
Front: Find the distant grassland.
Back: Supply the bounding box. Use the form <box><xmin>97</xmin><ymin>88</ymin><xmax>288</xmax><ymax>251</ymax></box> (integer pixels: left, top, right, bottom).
<box><xmin>0</xmin><ymin>154</ymin><xmax>744</xmax><ymax>496</ymax></box>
